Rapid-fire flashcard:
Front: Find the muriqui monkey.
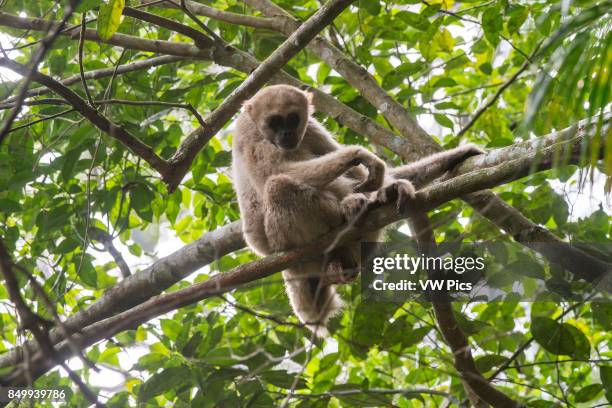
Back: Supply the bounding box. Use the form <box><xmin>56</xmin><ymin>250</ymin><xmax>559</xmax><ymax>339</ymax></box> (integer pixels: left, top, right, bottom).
<box><xmin>232</xmin><ymin>85</ymin><xmax>483</xmax><ymax>336</ymax></box>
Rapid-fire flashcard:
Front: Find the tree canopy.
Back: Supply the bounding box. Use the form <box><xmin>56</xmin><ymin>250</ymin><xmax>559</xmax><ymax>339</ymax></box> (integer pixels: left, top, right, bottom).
<box><xmin>0</xmin><ymin>0</ymin><xmax>610</xmax><ymax>407</ymax></box>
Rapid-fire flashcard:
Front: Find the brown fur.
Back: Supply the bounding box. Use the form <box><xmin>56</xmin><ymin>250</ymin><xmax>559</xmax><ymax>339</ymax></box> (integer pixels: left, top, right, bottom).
<box><xmin>232</xmin><ymin>85</ymin><xmax>483</xmax><ymax>336</ymax></box>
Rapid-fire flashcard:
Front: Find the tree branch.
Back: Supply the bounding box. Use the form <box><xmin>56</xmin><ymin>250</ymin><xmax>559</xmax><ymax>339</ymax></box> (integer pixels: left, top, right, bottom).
<box><xmin>0</xmin><ymin>57</ymin><xmax>172</xmax><ymax>176</ymax></box>
<box><xmin>2</xmin><ymin>55</ymin><xmax>188</xmax><ymax>103</ymax></box>
<box><xmin>0</xmin><ymin>1</ymin><xmax>79</xmax><ymax>144</ymax></box>
<box><xmin>140</xmin><ymin>0</ymin><xmax>284</xmax><ymax>31</ymax></box>
<box><xmin>162</xmin><ymin>0</ymin><xmax>358</xmax><ymax>191</ymax></box>
<box><xmin>3</xmin><ymin>133</ymin><xmax>610</xmax><ymax>385</ymax></box>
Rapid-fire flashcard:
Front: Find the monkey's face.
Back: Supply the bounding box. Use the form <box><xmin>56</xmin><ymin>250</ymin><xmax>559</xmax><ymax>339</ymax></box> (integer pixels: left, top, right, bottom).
<box><xmin>264</xmin><ymin>110</ymin><xmax>303</xmax><ymax>149</ymax></box>
<box><xmin>245</xmin><ymin>85</ymin><xmax>311</xmax><ymax>150</ymax></box>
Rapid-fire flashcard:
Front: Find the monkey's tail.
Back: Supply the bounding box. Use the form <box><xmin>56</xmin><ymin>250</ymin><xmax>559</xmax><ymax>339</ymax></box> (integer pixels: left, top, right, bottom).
<box><xmin>282</xmin><ymin>268</ymin><xmax>343</xmax><ymax>337</ymax></box>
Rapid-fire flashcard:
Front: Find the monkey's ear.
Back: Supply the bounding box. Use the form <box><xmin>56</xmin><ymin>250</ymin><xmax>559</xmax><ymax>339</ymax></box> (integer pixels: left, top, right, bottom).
<box><xmin>243</xmin><ymin>99</ymin><xmax>253</xmax><ymax>113</ymax></box>
<box><xmin>304</xmin><ymin>91</ymin><xmax>315</xmax><ymax>114</ymax></box>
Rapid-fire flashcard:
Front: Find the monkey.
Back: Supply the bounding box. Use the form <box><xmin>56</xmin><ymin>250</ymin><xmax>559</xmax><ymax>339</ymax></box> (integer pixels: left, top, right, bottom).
<box><xmin>232</xmin><ymin>85</ymin><xmax>483</xmax><ymax>336</ymax></box>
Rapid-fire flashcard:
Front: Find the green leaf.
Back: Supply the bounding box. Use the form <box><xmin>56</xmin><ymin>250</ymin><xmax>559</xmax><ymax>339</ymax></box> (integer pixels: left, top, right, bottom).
<box><xmin>139</xmin><ymin>366</ymin><xmax>192</xmax><ymax>401</ymax></box>
<box><xmin>507</xmin><ymin>5</ymin><xmax>528</xmax><ymax>34</ymax></box>
<box><xmin>482</xmin><ymin>7</ymin><xmax>503</xmax><ymax>46</ymax></box>
<box><xmin>432</xmin><ymin>77</ymin><xmax>457</xmax><ymax>88</ymax></box>
<box><xmin>575</xmin><ymin>383</ymin><xmax>603</xmax><ymax>403</ymax></box>
<box><xmin>359</xmin><ymin>0</ymin><xmax>380</xmax><ymax>16</ymax></box>
<box><xmin>76</xmin><ymin>0</ymin><xmax>100</xmax><ymax>13</ymax></box>
<box><xmin>402</xmin><ymin>326</ymin><xmax>431</xmax><ymax>348</ymax></box>
<box><xmin>530</xmin><ymin>317</ymin><xmax>575</xmax><ymax>356</ymax></box>
<box><xmin>592</xmin><ymin>302</ymin><xmax>612</xmax><ymax>330</ymax></box>
<box><xmin>600</xmin><ymin>365</ymin><xmax>612</xmax><ymax>391</ymax></box>
<box><xmin>97</xmin><ymin>0</ymin><xmax>125</xmax><ymax>41</ymax></box>
<box><xmin>479</xmin><ymin>62</ymin><xmax>493</xmax><ymax>75</ymax></box>
<box><xmin>130</xmin><ymin>183</ymin><xmax>155</xmax><ymax>222</ymax></box>
<box><xmin>396</xmin><ymin>11</ymin><xmax>429</xmax><ymax>31</ymax></box>
<box><xmin>434</xmin><ymin>113</ymin><xmax>454</xmax><ymax>129</ymax></box>
<box><xmin>261</xmin><ymin>371</ymin><xmax>307</xmax><ymax>389</ymax></box>
<box><xmin>0</xmin><ymin>199</ymin><xmax>20</xmax><ymax>214</ymax></box>
<box><xmin>475</xmin><ymin>354</ymin><xmax>507</xmax><ymax>373</ymax></box>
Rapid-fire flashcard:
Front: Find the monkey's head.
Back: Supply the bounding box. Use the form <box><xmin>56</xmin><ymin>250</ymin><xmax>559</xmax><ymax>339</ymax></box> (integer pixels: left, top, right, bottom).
<box><xmin>244</xmin><ymin>85</ymin><xmax>313</xmax><ymax>150</ymax></box>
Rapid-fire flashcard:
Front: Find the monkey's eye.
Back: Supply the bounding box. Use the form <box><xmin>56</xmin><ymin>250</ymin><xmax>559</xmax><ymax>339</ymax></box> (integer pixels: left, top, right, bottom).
<box><xmin>268</xmin><ymin>115</ymin><xmax>284</xmax><ymax>130</ymax></box>
<box><xmin>286</xmin><ymin>112</ymin><xmax>300</xmax><ymax>128</ymax></box>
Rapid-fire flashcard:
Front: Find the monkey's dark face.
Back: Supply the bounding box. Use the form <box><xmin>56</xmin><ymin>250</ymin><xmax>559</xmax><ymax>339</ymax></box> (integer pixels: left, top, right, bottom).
<box><xmin>245</xmin><ymin>85</ymin><xmax>311</xmax><ymax>151</ymax></box>
<box><xmin>265</xmin><ymin>111</ymin><xmax>302</xmax><ymax>149</ymax></box>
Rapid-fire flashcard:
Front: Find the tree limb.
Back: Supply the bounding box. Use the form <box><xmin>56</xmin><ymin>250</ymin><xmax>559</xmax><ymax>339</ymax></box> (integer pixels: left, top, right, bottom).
<box><xmin>162</xmin><ymin>0</ymin><xmax>358</xmax><ymax>191</ymax></box>
<box><xmin>0</xmin><ymin>57</ymin><xmax>172</xmax><ymax>176</ymax></box>
<box><xmin>2</xmin><ymin>55</ymin><xmax>188</xmax><ymax>103</ymax></box>
<box><xmin>140</xmin><ymin>0</ymin><xmax>284</xmax><ymax>31</ymax></box>
<box><xmin>2</xmin><ymin>133</ymin><xmax>610</xmax><ymax>385</ymax></box>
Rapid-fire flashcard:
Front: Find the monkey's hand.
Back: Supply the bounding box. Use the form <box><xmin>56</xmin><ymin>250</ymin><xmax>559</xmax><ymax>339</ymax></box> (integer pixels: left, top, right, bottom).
<box><xmin>376</xmin><ymin>179</ymin><xmax>416</xmax><ymax>213</ymax></box>
<box><xmin>349</xmin><ymin>147</ymin><xmax>386</xmax><ymax>192</ymax></box>
<box><xmin>341</xmin><ymin>193</ymin><xmax>369</xmax><ymax>221</ymax></box>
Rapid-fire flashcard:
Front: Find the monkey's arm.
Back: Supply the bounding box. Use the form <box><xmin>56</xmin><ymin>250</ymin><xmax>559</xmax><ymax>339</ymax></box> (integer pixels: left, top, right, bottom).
<box><xmin>389</xmin><ymin>144</ymin><xmax>484</xmax><ymax>189</ymax></box>
<box><xmin>304</xmin><ymin>119</ymin><xmax>367</xmax><ymax>182</ymax></box>
<box><xmin>282</xmin><ymin>146</ymin><xmax>385</xmax><ymax>191</ymax></box>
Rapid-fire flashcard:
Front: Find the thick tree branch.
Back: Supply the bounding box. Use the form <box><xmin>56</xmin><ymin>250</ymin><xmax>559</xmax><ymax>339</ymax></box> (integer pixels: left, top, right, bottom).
<box><xmin>162</xmin><ymin>0</ymin><xmax>358</xmax><ymax>191</ymax></box>
<box><xmin>3</xmin><ymin>133</ymin><xmax>610</xmax><ymax>385</ymax></box>
<box><xmin>0</xmin><ymin>58</ymin><xmax>172</xmax><ymax>176</ymax></box>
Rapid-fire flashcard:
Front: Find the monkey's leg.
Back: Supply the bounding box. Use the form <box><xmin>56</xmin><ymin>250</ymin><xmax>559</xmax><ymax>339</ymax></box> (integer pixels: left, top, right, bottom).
<box><xmin>389</xmin><ymin>144</ymin><xmax>484</xmax><ymax>188</ymax></box>
<box><xmin>263</xmin><ymin>174</ymin><xmax>346</xmax><ymax>335</ymax></box>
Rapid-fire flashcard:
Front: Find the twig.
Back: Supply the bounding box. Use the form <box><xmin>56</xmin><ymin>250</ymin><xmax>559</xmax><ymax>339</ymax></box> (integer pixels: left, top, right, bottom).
<box><xmin>0</xmin><ymin>0</ymin><xmax>79</xmax><ymax>144</ymax></box>
<box><xmin>78</xmin><ymin>13</ymin><xmax>96</xmax><ymax>108</ymax></box>
<box><xmin>457</xmin><ymin>50</ymin><xmax>536</xmax><ymax>137</ymax></box>
<box><xmin>3</xmin><ymin>55</ymin><xmax>187</xmax><ymax>103</ymax></box>
<box><xmin>6</xmin><ymin>108</ymin><xmax>76</xmax><ymax>134</ymax></box>
<box><xmin>175</xmin><ymin>0</ymin><xmax>225</xmax><ymax>43</ymax></box>
<box><xmin>123</xmin><ymin>6</ymin><xmax>213</xmax><ymax>47</ymax></box>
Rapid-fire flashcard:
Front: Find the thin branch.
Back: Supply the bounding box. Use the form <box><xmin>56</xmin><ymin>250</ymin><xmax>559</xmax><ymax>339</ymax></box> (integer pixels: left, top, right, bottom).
<box><xmin>3</xmin><ymin>55</ymin><xmax>187</xmax><ymax>103</ymax></box>
<box><xmin>6</xmin><ymin>108</ymin><xmax>76</xmax><ymax>134</ymax></box>
<box><xmin>0</xmin><ymin>57</ymin><xmax>171</xmax><ymax>176</ymax></box>
<box><xmin>0</xmin><ymin>1</ymin><xmax>79</xmax><ymax>144</ymax></box>
<box><xmin>78</xmin><ymin>13</ymin><xmax>96</xmax><ymax>108</ymax></box>
<box><xmin>122</xmin><ymin>6</ymin><xmax>213</xmax><ymax>47</ymax></box>
<box><xmin>457</xmin><ymin>45</ymin><xmax>540</xmax><ymax>137</ymax></box>
<box><xmin>176</xmin><ymin>0</ymin><xmax>225</xmax><ymax>43</ymax></box>
<box><xmin>89</xmin><ymin>228</ymin><xmax>132</xmax><ymax>278</ymax></box>
<box><xmin>139</xmin><ymin>0</ymin><xmax>283</xmax><ymax>31</ymax></box>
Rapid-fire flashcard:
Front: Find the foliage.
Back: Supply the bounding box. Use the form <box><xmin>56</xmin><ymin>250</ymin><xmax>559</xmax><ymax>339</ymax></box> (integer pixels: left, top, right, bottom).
<box><xmin>0</xmin><ymin>0</ymin><xmax>610</xmax><ymax>406</ymax></box>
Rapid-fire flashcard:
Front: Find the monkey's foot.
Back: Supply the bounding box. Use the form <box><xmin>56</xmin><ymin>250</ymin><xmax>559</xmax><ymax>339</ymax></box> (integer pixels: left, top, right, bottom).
<box><xmin>341</xmin><ymin>193</ymin><xmax>369</xmax><ymax>221</ymax></box>
<box><xmin>323</xmin><ymin>260</ymin><xmax>359</xmax><ymax>284</ymax></box>
<box><xmin>376</xmin><ymin>179</ymin><xmax>416</xmax><ymax>213</ymax></box>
